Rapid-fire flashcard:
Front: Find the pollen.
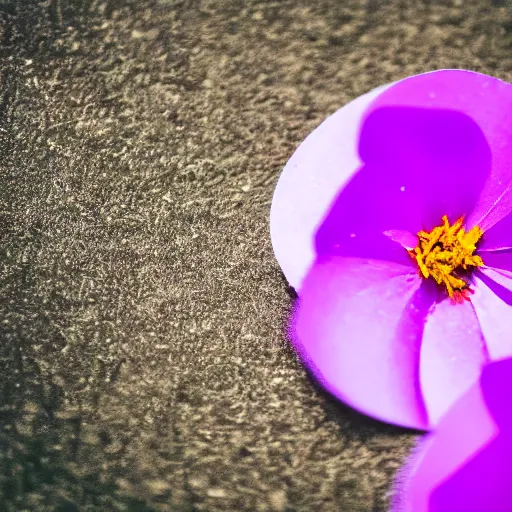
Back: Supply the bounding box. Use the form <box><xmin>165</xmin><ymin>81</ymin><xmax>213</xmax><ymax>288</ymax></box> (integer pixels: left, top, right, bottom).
<box><xmin>409</xmin><ymin>215</ymin><xmax>484</xmax><ymax>301</ymax></box>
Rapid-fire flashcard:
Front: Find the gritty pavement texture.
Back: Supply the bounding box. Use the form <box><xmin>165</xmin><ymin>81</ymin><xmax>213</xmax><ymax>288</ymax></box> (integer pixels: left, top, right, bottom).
<box><xmin>1</xmin><ymin>1</ymin><xmax>511</xmax><ymax>511</ymax></box>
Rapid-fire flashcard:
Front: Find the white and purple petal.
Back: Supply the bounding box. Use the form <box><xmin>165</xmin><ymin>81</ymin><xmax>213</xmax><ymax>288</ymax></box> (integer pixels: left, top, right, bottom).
<box><xmin>270</xmin><ymin>84</ymin><xmax>389</xmax><ymax>291</ymax></box>
<box><xmin>393</xmin><ymin>358</ymin><xmax>512</xmax><ymax>512</ymax></box>
<box><xmin>293</xmin><ymin>256</ymin><xmax>429</xmax><ymax>429</ymax></box>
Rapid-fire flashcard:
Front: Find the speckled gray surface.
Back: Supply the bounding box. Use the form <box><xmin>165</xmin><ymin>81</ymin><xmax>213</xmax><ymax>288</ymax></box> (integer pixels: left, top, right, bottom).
<box><xmin>1</xmin><ymin>1</ymin><xmax>511</xmax><ymax>511</ymax></box>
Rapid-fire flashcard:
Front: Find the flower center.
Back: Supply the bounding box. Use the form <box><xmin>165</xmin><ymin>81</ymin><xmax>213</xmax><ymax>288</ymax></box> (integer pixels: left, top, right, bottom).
<box><xmin>409</xmin><ymin>215</ymin><xmax>484</xmax><ymax>302</ymax></box>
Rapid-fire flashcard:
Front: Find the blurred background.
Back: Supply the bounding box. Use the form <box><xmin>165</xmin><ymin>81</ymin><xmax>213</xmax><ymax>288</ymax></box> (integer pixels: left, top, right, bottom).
<box><xmin>0</xmin><ymin>1</ymin><xmax>510</xmax><ymax>510</ymax></box>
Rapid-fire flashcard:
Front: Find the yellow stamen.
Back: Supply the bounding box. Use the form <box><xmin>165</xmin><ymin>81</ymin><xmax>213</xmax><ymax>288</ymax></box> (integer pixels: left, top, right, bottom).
<box><xmin>409</xmin><ymin>215</ymin><xmax>484</xmax><ymax>299</ymax></box>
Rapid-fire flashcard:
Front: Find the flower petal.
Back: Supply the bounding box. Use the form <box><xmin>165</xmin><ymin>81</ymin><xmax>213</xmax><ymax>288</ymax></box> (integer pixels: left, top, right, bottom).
<box><xmin>314</xmin><ymin>70</ymin><xmax>511</xmax><ymax>279</ymax></box>
<box><xmin>365</xmin><ymin>69</ymin><xmax>512</xmax><ymax>233</ymax></box>
<box><xmin>478</xmin><ymin>212</ymin><xmax>512</xmax><ymax>252</ymax></box>
<box><xmin>392</xmin><ymin>365</ymin><xmax>499</xmax><ymax>512</ymax></box>
<box><xmin>270</xmin><ymin>85</ymin><xmax>389</xmax><ymax>291</ymax></box>
<box><xmin>293</xmin><ymin>256</ymin><xmax>431</xmax><ymax>429</ymax></box>
<box><xmin>478</xmin><ymin>249</ymin><xmax>512</xmax><ymax>273</ymax></box>
<box><xmin>361</xmin><ymin>74</ymin><xmax>494</xmax><ymax>232</ymax></box>
<box><xmin>479</xmin><ymin>265</ymin><xmax>512</xmax><ymax>293</ymax></box>
<box><xmin>472</xmin><ymin>272</ymin><xmax>512</xmax><ymax>360</ymax></box>
<box><xmin>393</xmin><ymin>359</ymin><xmax>512</xmax><ymax>512</ymax></box>
<box><xmin>480</xmin><ymin>357</ymin><xmax>512</xmax><ymax>429</ymax></box>
<box><xmin>313</xmin><ymin>101</ymin><xmax>491</xmax><ymax>269</ymax></box>
<box><xmin>419</xmin><ymin>299</ymin><xmax>489</xmax><ymax>426</ymax></box>
<box><xmin>431</xmin><ymin>360</ymin><xmax>512</xmax><ymax>511</ymax></box>
<box><xmin>384</xmin><ymin>229</ymin><xmax>418</xmax><ymax>250</ymax></box>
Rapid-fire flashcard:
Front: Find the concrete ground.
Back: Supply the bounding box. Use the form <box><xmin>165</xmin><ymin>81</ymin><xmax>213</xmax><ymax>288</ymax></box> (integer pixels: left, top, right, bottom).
<box><xmin>1</xmin><ymin>0</ymin><xmax>511</xmax><ymax>510</ymax></box>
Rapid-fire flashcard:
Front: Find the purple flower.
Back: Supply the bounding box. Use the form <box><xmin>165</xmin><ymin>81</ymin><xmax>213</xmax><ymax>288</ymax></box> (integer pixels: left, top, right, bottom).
<box><xmin>270</xmin><ymin>70</ymin><xmax>512</xmax><ymax>429</ymax></box>
<box><xmin>392</xmin><ymin>357</ymin><xmax>512</xmax><ymax>512</ymax></box>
